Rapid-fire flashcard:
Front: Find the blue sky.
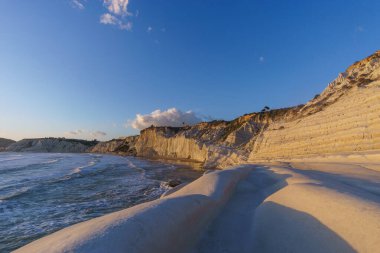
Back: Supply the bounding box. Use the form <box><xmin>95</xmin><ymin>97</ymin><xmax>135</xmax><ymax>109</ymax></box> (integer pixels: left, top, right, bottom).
<box><xmin>0</xmin><ymin>0</ymin><xmax>379</xmax><ymax>141</ymax></box>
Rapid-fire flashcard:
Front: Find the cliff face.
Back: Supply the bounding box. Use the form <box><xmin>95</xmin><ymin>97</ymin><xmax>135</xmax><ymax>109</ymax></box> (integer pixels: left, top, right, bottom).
<box><xmin>247</xmin><ymin>50</ymin><xmax>380</xmax><ymax>160</ymax></box>
<box><xmin>0</xmin><ymin>138</ymin><xmax>16</xmax><ymax>151</ymax></box>
<box><xmin>89</xmin><ymin>136</ymin><xmax>138</xmax><ymax>155</ymax></box>
<box><xmin>91</xmin><ymin>51</ymin><xmax>380</xmax><ymax>168</ymax></box>
<box><xmin>6</xmin><ymin>138</ymin><xmax>98</xmax><ymax>153</ymax></box>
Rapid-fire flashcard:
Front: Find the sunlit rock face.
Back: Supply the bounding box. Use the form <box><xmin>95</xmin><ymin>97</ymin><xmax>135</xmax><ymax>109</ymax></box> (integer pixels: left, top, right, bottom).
<box><xmin>91</xmin><ymin>51</ymin><xmax>380</xmax><ymax>168</ymax></box>
<box><xmin>248</xmin><ymin>51</ymin><xmax>380</xmax><ymax>160</ymax></box>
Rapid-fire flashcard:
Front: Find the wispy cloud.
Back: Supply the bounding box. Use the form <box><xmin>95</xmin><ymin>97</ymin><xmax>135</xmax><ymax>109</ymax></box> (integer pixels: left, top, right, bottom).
<box><xmin>259</xmin><ymin>56</ymin><xmax>265</xmax><ymax>63</ymax></box>
<box><xmin>100</xmin><ymin>13</ymin><xmax>118</xmax><ymax>25</ymax></box>
<box><xmin>71</xmin><ymin>0</ymin><xmax>85</xmax><ymax>10</ymax></box>
<box><xmin>70</xmin><ymin>0</ymin><xmax>140</xmax><ymax>31</ymax></box>
<box><xmin>126</xmin><ymin>108</ymin><xmax>204</xmax><ymax>130</ymax></box>
<box><xmin>147</xmin><ymin>26</ymin><xmax>153</xmax><ymax>33</ymax></box>
<box><xmin>103</xmin><ymin>0</ymin><xmax>131</xmax><ymax>16</ymax></box>
<box><xmin>100</xmin><ymin>0</ymin><xmax>134</xmax><ymax>30</ymax></box>
<box><xmin>100</xmin><ymin>13</ymin><xmax>133</xmax><ymax>30</ymax></box>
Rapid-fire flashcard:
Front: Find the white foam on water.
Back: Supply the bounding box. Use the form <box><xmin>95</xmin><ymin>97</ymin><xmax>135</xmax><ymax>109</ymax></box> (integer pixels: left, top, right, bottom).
<box><xmin>41</xmin><ymin>159</ymin><xmax>60</xmax><ymax>164</ymax></box>
<box><xmin>0</xmin><ymin>186</ymin><xmax>33</xmax><ymax>201</ymax></box>
<box><xmin>70</xmin><ymin>160</ymin><xmax>97</xmax><ymax>174</ymax></box>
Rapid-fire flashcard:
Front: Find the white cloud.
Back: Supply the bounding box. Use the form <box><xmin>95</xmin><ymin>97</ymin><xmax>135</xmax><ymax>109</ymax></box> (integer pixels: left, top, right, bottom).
<box><xmin>100</xmin><ymin>0</ymin><xmax>133</xmax><ymax>30</ymax></box>
<box><xmin>71</xmin><ymin>0</ymin><xmax>85</xmax><ymax>10</ymax></box>
<box><xmin>69</xmin><ymin>0</ymin><xmax>134</xmax><ymax>31</ymax></box>
<box><xmin>127</xmin><ymin>108</ymin><xmax>204</xmax><ymax>130</ymax></box>
<box><xmin>147</xmin><ymin>26</ymin><xmax>153</xmax><ymax>33</ymax></box>
<box><xmin>259</xmin><ymin>56</ymin><xmax>265</xmax><ymax>62</ymax></box>
<box><xmin>100</xmin><ymin>13</ymin><xmax>132</xmax><ymax>30</ymax></box>
<box><xmin>119</xmin><ymin>21</ymin><xmax>133</xmax><ymax>31</ymax></box>
<box><xmin>103</xmin><ymin>0</ymin><xmax>131</xmax><ymax>16</ymax></box>
<box><xmin>100</xmin><ymin>13</ymin><xmax>119</xmax><ymax>25</ymax></box>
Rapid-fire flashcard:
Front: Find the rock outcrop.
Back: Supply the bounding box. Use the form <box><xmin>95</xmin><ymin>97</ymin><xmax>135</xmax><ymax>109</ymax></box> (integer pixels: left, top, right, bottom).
<box><xmin>91</xmin><ymin>50</ymin><xmax>380</xmax><ymax>168</ymax></box>
<box><xmin>6</xmin><ymin>138</ymin><xmax>99</xmax><ymax>153</ymax></box>
<box><xmin>89</xmin><ymin>136</ymin><xmax>138</xmax><ymax>155</ymax></box>
<box><xmin>0</xmin><ymin>138</ymin><xmax>16</xmax><ymax>151</ymax></box>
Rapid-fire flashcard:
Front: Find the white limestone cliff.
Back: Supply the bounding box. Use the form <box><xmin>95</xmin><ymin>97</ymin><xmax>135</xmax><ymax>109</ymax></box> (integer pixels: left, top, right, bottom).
<box><xmin>90</xmin><ymin>51</ymin><xmax>380</xmax><ymax>168</ymax></box>
<box><xmin>6</xmin><ymin>138</ymin><xmax>98</xmax><ymax>153</ymax></box>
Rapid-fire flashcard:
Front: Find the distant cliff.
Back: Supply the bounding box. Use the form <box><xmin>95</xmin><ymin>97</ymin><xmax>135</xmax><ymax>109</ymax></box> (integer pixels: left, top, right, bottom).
<box><xmin>90</xmin><ymin>50</ymin><xmax>380</xmax><ymax>168</ymax></box>
<box><xmin>0</xmin><ymin>138</ymin><xmax>16</xmax><ymax>151</ymax></box>
<box><xmin>6</xmin><ymin>138</ymin><xmax>99</xmax><ymax>153</ymax></box>
<box><xmin>89</xmin><ymin>136</ymin><xmax>138</xmax><ymax>155</ymax></box>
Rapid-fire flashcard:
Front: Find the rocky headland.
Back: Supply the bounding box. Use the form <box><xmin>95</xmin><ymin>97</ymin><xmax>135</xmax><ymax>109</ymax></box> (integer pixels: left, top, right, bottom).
<box><xmin>0</xmin><ymin>138</ymin><xmax>16</xmax><ymax>151</ymax></box>
<box><xmin>90</xmin><ymin>50</ymin><xmax>380</xmax><ymax>168</ymax></box>
<box><xmin>5</xmin><ymin>138</ymin><xmax>99</xmax><ymax>153</ymax></box>
<box><xmin>6</xmin><ymin>51</ymin><xmax>380</xmax><ymax>168</ymax></box>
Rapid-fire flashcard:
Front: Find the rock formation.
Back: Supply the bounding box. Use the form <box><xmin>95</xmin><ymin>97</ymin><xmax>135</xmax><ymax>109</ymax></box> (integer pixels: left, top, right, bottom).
<box><xmin>89</xmin><ymin>136</ymin><xmax>138</xmax><ymax>155</ymax></box>
<box><xmin>0</xmin><ymin>138</ymin><xmax>16</xmax><ymax>151</ymax></box>
<box><xmin>91</xmin><ymin>50</ymin><xmax>380</xmax><ymax>168</ymax></box>
<box><xmin>6</xmin><ymin>138</ymin><xmax>98</xmax><ymax>153</ymax></box>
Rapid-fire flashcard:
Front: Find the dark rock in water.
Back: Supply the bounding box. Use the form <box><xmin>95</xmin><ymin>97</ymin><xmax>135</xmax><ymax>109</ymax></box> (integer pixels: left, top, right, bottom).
<box><xmin>167</xmin><ymin>179</ymin><xmax>182</xmax><ymax>188</ymax></box>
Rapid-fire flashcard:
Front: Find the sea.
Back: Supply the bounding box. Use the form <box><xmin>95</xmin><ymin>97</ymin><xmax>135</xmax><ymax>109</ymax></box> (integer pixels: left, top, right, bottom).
<box><xmin>0</xmin><ymin>152</ymin><xmax>204</xmax><ymax>252</ymax></box>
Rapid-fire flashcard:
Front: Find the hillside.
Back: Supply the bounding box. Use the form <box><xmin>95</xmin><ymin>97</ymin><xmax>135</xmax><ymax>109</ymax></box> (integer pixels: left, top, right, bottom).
<box><xmin>6</xmin><ymin>138</ymin><xmax>99</xmax><ymax>153</ymax></box>
<box><xmin>0</xmin><ymin>138</ymin><xmax>16</xmax><ymax>151</ymax></box>
<box><xmin>91</xmin><ymin>50</ymin><xmax>380</xmax><ymax>168</ymax></box>
<box><xmin>90</xmin><ymin>136</ymin><xmax>138</xmax><ymax>155</ymax></box>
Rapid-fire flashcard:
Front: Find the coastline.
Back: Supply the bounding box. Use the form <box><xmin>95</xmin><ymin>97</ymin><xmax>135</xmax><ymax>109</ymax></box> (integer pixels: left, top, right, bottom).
<box><xmin>14</xmin><ymin>153</ymin><xmax>380</xmax><ymax>253</ymax></box>
<box><xmin>0</xmin><ymin>153</ymin><xmax>205</xmax><ymax>252</ymax></box>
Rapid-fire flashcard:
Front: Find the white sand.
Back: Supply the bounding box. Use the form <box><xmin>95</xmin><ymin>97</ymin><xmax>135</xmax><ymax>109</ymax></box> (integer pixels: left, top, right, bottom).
<box><xmin>14</xmin><ymin>154</ymin><xmax>380</xmax><ymax>253</ymax></box>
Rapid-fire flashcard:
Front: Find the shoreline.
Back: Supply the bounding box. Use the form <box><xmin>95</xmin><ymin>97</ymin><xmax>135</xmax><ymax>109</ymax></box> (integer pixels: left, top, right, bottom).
<box><xmin>14</xmin><ymin>154</ymin><xmax>380</xmax><ymax>253</ymax></box>
<box><xmin>0</xmin><ymin>153</ymin><xmax>206</xmax><ymax>252</ymax></box>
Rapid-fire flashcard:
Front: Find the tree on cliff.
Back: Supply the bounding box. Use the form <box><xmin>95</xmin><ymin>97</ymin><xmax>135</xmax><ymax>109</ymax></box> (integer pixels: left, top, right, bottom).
<box><xmin>261</xmin><ymin>106</ymin><xmax>270</xmax><ymax>112</ymax></box>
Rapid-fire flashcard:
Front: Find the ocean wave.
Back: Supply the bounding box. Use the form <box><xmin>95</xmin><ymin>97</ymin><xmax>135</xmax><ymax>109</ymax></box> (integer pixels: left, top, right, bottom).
<box><xmin>139</xmin><ymin>181</ymin><xmax>171</xmax><ymax>198</ymax></box>
<box><xmin>0</xmin><ymin>155</ymin><xmax>25</xmax><ymax>163</ymax></box>
<box><xmin>125</xmin><ymin>158</ymin><xmax>146</xmax><ymax>179</ymax></box>
<box><xmin>160</xmin><ymin>181</ymin><xmax>172</xmax><ymax>191</ymax></box>
<box><xmin>0</xmin><ymin>162</ymin><xmax>49</xmax><ymax>175</ymax></box>
<box><xmin>0</xmin><ymin>186</ymin><xmax>33</xmax><ymax>201</ymax></box>
<box><xmin>70</xmin><ymin>160</ymin><xmax>97</xmax><ymax>175</ymax></box>
<box><xmin>41</xmin><ymin>159</ymin><xmax>61</xmax><ymax>164</ymax></box>
<box><xmin>0</xmin><ymin>153</ymin><xmax>204</xmax><ymax>252</ymax></box>
<box><xmin>125</xmin><ymin>159</ymin><xmax>138</xmax><ymax>169</ymax></box>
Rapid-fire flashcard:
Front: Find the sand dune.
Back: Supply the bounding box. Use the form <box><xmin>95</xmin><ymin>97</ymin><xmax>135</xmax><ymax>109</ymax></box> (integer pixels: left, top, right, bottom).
<box><xmin>15</xmin><ymin>154</ymin><xmax>380</xmax><ymax>253</ymax></box>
